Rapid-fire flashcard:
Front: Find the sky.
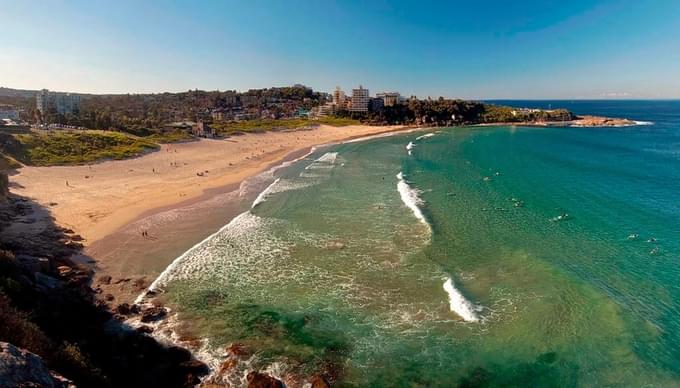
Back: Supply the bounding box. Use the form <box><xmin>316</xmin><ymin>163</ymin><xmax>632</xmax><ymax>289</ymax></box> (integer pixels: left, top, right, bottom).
<box><xmin>2</xmin><ymin>0</ymin><xmax>679</xmax><ymax>99</ymax></box>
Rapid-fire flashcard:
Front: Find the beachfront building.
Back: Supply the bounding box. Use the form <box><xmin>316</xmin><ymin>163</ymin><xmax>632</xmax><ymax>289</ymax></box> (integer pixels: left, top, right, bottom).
<box><xmin>0</xmin><ymin>105</ymin><xmax>19</xmax><ymax>121</ymax></box>
<box><xmin>310</xmin><ymin>103</ymin><xmax>336</xmax><ymax>117</ymax></box>
<box><xmin>376</xmin><ymin>92</ymin><xmax>401</xmax><ymax>107</ymax></box>
<box><xmin>332</xmin><ymin>87</ymin><xmax>346</xmax><ymax>107</ymax></box>
<box><xmin>36</xmin><ymin>89</ymin><xmax>81</xmax><ymax>116</ymax></box>
<box><xmin>192</xmin><ymin>120</ymin><xmax>216</xmax><ymax>138</ymax></box>
<box><xmin>350</xmin><ymin>86</ymin><xmax>369</xmax><ymax>113</ymax></box>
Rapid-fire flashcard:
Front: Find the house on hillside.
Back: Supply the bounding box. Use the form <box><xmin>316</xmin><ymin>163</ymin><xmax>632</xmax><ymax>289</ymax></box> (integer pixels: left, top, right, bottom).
<box><xmin>192</xmin><ymin>120</ymin><xmax>215</xmax><ymax>138</ymax></box>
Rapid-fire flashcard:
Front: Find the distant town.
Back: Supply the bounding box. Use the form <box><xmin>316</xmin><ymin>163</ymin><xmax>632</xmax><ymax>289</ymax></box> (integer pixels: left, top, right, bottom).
<box><xmin>1</xmin><ymin>85</ymin><xmax>405</xmax><ymax>128</ymax></box>
<box><xmin>0</xmin><ymin>84</ymin><xmax>581</xmax><ymax>140</ymax></box>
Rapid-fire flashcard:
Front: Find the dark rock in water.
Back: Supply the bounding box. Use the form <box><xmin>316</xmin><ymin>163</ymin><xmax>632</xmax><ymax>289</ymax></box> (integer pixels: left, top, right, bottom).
<box><xmin>310</xmin><ymin>374</ymin><xmax>331</xmax><ymax>388</ymax></box>
<box><xmin>140</xmin><ymin>306</ymin><xmax>167</xmax><ymax>323</ymax></box>
<box><xmin>227</xmin><ymin>342</ymin><xmax>250</xmax><ymax>357</ymax></box>
<box><xmin>0</xmin><ymin>342</ymin><xmax>73</xmax><ymax>387</ymax></box>
<box><xmin>247</xmin><ymin>371</ymin><xmax>285</xmax><ymax>388</ymax></box>
<box><xmin>136</xmin><ymin>325</ymin><xmax>154</xmax><ymax>334</ymax></box>
<box><xmin>116</xmin><ymin>303</ymin><xmax>132</xmax><ymax>315</ymax></box>
<box><xmin>179</xmin><ymin>359</ymin><xmax>209</xmax><ymax>375</ymax></box>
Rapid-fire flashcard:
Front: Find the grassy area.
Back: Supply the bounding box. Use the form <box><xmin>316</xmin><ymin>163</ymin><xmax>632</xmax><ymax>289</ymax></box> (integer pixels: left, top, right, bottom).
<box><xmin>212</xmin><ymin>116</ymin><xmax>360</xmax><ymax>135</ymax></box>
<box><xmin>10</xmin><ymin>131</ymin><xmax>159</xmax><ymax>166</ymax></box>
<box><xmin>145</xmin><ymin>130</ymin><xmax>195</xmax><ymax>143</ymax></box>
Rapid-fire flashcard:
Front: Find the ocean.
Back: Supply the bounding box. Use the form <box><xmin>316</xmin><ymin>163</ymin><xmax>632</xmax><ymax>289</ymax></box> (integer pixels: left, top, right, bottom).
<box><xmin>151</xmin><ymin>100</ymin><xmax>680</xmax><ymax>386</ymax></box>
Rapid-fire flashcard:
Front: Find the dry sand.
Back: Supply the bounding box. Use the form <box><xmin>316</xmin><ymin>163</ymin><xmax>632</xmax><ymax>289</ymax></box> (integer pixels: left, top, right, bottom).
<box><xmin>12</xmin><ymin>124</ymin><xmax>406</xmax><ymax>246</ymax></box>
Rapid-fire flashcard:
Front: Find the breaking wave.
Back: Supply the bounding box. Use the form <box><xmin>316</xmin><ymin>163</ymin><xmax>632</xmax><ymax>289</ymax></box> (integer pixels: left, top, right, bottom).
<box><xmin>396</xmin><ymin>172</ymin><xmax>429</xmax><ymax>229</ymax></box>
<box><xmin>416</xmin><ymin>133</ymin><xmax>436</xmax><ymax>140</ymax></box>
<box><xmin>443</xmin><ymin>278</ymin><xmax>480</xmax><ymax>322</ymax></box>
<box><xmin>251</xmin><ymin>178</ymin><xmax>281</xmax><ymax>208</ymax></box>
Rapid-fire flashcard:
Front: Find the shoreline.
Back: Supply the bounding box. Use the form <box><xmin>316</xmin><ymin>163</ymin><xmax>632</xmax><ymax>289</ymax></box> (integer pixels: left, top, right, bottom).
<box><xmin>11</xmin><ymin>124</ymin><xmax>424</xmax><ymax>304</ymax></box>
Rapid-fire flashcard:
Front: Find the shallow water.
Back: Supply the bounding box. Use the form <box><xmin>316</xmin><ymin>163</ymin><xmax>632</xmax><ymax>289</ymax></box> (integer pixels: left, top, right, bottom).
<box><xmin>157</xmin><ymin>101</ymin><xmax>680</xmax><ymax>386</ymax></box>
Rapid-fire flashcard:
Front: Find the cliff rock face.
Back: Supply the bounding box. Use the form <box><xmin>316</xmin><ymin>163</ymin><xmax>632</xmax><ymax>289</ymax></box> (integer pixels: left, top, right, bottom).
<box><xmin>0</xmin><ymin>171</ymin><xmax>8</xmax><ymax>202</ymax></box>
<box><xmin>0</xmin><ymin>342</ymin><xmax>73</xmax><ymax>387</ymax></box>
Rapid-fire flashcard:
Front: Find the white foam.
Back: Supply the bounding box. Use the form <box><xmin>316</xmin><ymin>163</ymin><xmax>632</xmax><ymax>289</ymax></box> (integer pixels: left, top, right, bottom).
<box><xmin>634</xmin><ymin>120</ymin><xmax>654</xmax><ymax>126</ymax></box>
<box><xmin>443</xmin><ymin>278</ymin><xmax>480</xmax><ymax>322</ymax></box>
<box><xmin>396</xmin><ymin>172</ymin><xmax>428</xmax><ymax>226</ymax></box>
<box><xmin>251</xmin><ymin>178</ymin><xmax>280</xmax><ymax>208</ymax></box>
<box><xmin>136</xmin><ymin>211</ymin><xmax>257</xmax><ymax>302</ymax></box>
<box><xmin>314</xmin><ymin>151</ymin><xmax>338</xmax><ymax>164</ymax></box>
<box><xmin>416</xmin><ymin>133</ymin><xmax>435</xmax><ymax>140</ymax></box>
<box><xmin>406</xmin><ymin>142</ymin><xmax>415</xmax><ymax>155</ymax></box>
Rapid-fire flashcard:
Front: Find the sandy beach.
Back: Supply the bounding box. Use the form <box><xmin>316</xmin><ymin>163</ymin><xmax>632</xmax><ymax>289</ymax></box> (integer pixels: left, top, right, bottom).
<box><xmin>11</xmin><ymin>124</ymin><xmax>407</xmax><ymax>302</ymax></box>
<box><xmin>13</xmin><ymin>124</ymin><xmax>404</xmax><ymax>244</ymax></box>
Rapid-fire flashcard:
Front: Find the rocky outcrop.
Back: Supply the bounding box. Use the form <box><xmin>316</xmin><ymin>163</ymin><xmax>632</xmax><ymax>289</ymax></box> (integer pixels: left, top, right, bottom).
<box><xmin>0</xmin><ymin>342</ymin><xmax>73</xmax><ymax>387</ymax></box>
<box><xmin>140</xmin><ymin>305</ymin><xmax>167</xmax><ymax>323</ymax></box>
<box><xmin>246</xmin><ymin>371</ymin><xmax>285</xmax><ymax>388</ymax></box>
<box><xmin>309</xmin><ymin>374</ymin><xmax>331</xmax><ymax>388</ymax></box>
<box><xmin>571</xmin><ymin>115</ymin><xmax>637</xmax><ymax>127</ymax></box>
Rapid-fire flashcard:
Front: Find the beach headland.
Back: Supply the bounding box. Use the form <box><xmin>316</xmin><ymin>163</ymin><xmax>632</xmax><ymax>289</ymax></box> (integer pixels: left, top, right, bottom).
<box><xmin>473</xmin><ymin>114</ymin><xmax>641</xmax><ymax>128</ymax></box>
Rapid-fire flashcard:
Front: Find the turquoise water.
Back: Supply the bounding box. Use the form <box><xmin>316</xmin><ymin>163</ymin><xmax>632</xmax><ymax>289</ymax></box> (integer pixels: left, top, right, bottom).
<box><xmin>157</xmin><ymin>101</ymin><xmax>680</xmax><ymax>386</ymax></box>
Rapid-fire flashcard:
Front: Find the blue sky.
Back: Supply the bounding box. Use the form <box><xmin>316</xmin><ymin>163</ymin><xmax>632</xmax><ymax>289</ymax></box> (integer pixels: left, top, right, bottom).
<box><xmin>2</xmin><ymin>0</ymin><xmax>679</xmax><ymax>98</ymax></box>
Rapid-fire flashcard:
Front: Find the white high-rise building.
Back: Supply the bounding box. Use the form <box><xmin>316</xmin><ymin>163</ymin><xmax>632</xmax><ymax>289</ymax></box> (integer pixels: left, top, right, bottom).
<box><xmin>350</xmin><ymin>85</ymin><xmax>369</xmax><ymax>113</ymax></box>
<box><xmin>36</xmin><ymin>89</ymin><xmax>81</xmax><ymax>116</ymax></box>
<box><xmin>377</xmin><ymin>92</ymin><xmax>401</xmax><ymax>107</ymax></box>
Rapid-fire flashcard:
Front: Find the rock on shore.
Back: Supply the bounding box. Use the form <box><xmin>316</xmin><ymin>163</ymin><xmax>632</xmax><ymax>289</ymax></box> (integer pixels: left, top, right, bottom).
<box><xmin>0</xmin><ymin>342</ymin><xmax>74</xmax><ymax>387</ymax></box>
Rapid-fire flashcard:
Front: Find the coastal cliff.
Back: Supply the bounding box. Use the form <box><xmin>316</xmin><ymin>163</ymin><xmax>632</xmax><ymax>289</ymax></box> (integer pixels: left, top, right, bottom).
<box><xmin>0</xmin><ymin>183</ymin><xmax>208</xmax><ymax>386</ymax></box>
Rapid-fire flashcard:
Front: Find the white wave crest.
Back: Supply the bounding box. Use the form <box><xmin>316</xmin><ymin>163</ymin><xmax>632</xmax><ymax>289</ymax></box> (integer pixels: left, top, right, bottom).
<box><xmin>634</xmin><ymin>120</ymin><xmax>654</xmax><ymax>126</ymax></box>
<box><xmin>416</xmin><ymin>133</ymin><xmax>435</xmax><ymax>140</ymax></box>
<box><xmin>251</xmin><ymin>178</ymin><xmax>280</xmax><ymax>208</ymax></box>
<box><xmin>315</xmin><ymin>151</ymin><xmax>338</xmax><ymax>164</ymax></box>
<box><xmin>443</xmin><ymin>277</ymin><xmax>480</xmax><ymax>322</ymax></box>
<box><xmin>396</xmin><ymin>172</ymin><xmax>428</xmax><ymax>225</ymax></box>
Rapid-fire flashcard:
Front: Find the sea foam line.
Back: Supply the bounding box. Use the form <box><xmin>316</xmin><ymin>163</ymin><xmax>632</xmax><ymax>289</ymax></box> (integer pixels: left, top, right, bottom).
<box><xmin>634</xmin><ymin>120</ymin><xmax>654</xmax><ymax>126</ymax></box>
<box><xmin>396</xmin><ymin>172</ymin><xmax>429</xmax><ymax>228</ymax></box>
<box><xmin>443</xmin><ymin>277</ymin><xmax>480</xmax><ymax>322</ymax></box>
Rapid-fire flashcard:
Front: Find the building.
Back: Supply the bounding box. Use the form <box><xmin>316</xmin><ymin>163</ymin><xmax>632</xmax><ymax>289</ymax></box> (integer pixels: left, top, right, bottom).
<box><xmin>192</xmin><ymin>120</ymin><xmax>216</xmax><ymax>138</ymax></box>
<box><xmin>310</xmin><ymin>103</ymin><xmax>336</xmax><ymax>117</ymax></box>
<box><xmin>239</xmin><ymin>94</ymin><xmax>259</xmax><ymax>106</ymax></box>
<box><xmin>376</xmin><ymin>92</ymin><xmax>401</xmax><ymax>107</ymax></box>
<box><xmin>36</xmin><ymin>89</ymin><xmax>81</xmax><ymax>117</ymax></box>
<box><xmin>0</xmin><ymin>105</ymin><xmax>19</xmax><ymax>121</ymax></box>
<box><xmin>332</xmin><ymin>87</ymin><xmax>346</xmax><ymax>107</ymax></box>
<box><xmin>349</xmin><ymin>85</ymin><xmax>369</xmax><ymax>113</ymax></box>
